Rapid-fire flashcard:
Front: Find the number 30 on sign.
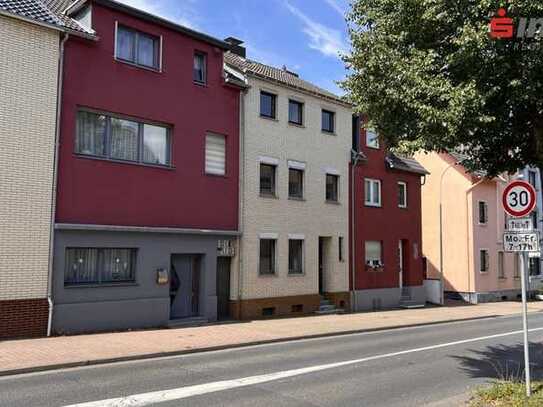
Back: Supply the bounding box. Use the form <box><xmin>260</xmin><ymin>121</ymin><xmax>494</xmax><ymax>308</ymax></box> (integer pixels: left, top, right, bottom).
<box><xmin>502</xmin><ymin>180</ymin><xmax>537</xmax><ymax>218</ymax></box>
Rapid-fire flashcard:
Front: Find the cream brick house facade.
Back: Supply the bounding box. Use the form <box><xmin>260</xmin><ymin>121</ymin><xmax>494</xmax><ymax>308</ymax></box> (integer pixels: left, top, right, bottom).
<box><xmin>226</xmin><ymin>50</ymin><xmax>352</xmax><ymax>318</ymax></box>
<box><xmin>0</xmin><ymin>0</ymin><xmax>93</xmax><ymax>338</ymax></box>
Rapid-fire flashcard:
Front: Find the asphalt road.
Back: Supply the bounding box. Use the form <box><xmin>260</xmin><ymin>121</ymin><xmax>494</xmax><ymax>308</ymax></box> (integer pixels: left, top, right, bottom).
<box><xmin>2</xmin><ymin>313</ymin><xmax>543</xmax><ymax>407</ymax></box>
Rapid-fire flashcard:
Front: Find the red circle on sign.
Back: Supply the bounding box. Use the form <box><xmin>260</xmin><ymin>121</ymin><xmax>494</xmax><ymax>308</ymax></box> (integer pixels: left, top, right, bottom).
<box><xmin>502</xmin><ymin>180</ymin><xmax>537</xmax><ymax>217</ymax></box>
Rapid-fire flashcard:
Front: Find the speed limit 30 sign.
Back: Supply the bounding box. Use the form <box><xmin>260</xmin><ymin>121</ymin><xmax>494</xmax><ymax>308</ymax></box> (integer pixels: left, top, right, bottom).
<box><xmin>502</xmin><ymin>180</ymin><xmax>537</xmax><ymax>218</ymax></box>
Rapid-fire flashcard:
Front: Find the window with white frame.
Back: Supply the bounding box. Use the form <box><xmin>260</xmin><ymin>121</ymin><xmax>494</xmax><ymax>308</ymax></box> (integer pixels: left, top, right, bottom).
<box><xmin>76</xmin><ymin>110</ymin><xmax>170</xmax><ymax>166</ymax></box>
<box><xmin>498</xmin><ymin>251</ymin><xmax>505</xmax><ymax>279</ymax></box>
<box><xmin>365</xmin><ymin>241</ymin><xmax>383</xmax><ymax>268</ymax></box>
<box><xmin>479</xmin><ymin>249</ymin><xmax>489</xmax><ymax>273</ymax></box>
<box><xmin>478</xmin><ymin>201</ymin><xmax>488</xmax><ymax>224</ymax></box>
<box><xmin>116</xmin><ymin>24</ymin><xmax>160</xmax><ymax>70</ymax></box>
<box><xmin>259</xmin><ymin>239</ymin><xmax>276</xmax><ymax>275</ymax></box>
<box><xmin>289</xmin><ymin>168</ymin><xmax>304</xmax><ymax>199</ymax></box>
<box><xmin>193</xmin><ymin>51</ymin><xmax>206</xmax><ymax>84</ymax></box>
<box><xmin>364</xmin><ymin>178</ymin><xmax>381</xmax><ymax>207</ymax></box>
<box><xmin>366</xmin><ymin>129</ymin><xmax>379</xmax><ymax>149</ymax></box>
<box><xmin>398</xmin><ymin>182</ymin><xmax>407</xmax><ymax>208</ymax></box>
<box><xmin>205</xmin><ymin>133</ymin><xmax>226</xmax><ymax>175</ymax></box>
<box><xmin>288</xmin><ymin>239</ymin><xmax>304</xmax><ymax>274</ymax></box>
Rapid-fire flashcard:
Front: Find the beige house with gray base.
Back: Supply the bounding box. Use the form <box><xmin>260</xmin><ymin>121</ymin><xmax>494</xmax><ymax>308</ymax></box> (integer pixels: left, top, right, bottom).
<box><xmin>225</xmin><ymin>42</ymin><xmax>352</xmax><ymax>319</ymax></box>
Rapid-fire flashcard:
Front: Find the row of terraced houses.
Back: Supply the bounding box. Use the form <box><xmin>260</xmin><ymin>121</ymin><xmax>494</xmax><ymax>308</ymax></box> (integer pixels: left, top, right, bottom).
<box><xmin>1</xmin><ymin>0</ymin><xmax>542</xmax><ymax>338</ymax></box>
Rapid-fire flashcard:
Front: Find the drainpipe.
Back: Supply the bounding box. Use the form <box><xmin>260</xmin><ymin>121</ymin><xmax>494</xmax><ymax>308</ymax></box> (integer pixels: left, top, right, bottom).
<box><xmin>439</xmin><ymin>163</ymin><xmax>454</xmax><ymax>305</ymax></box>
<box><xmin>350</xmin><ymin>150</ymin><xmax>364</xmax><ymax>312</ymax></box>
<box><xmin>236</xmin><ymin>89</ymin><xmax>246</xmax><ymax>318</ymax></box>
<box><xmin>46</xmin><ymin>33</ymin><xmax>69</xmax><ymax>337</ymax></box>
<box><xmin>465</xmin><ymin>177</ymin><xmax>485</xmax><ymax>303</ymax></box>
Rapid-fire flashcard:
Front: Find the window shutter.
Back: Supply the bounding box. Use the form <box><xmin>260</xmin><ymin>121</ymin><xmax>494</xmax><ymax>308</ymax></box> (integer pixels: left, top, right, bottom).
<box><xmin>205</xmin><ymin>134</ymin><xmax>226</xmax><ymax>175</ymax></box>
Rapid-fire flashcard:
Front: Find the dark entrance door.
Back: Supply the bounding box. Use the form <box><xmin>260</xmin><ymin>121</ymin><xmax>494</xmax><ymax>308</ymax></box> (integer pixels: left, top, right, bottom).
<box><xmin>318</xmin><ymin>237</ymin><xmax>324</xmax><ymax>294</ymax></box>
<box><xmin>216</xmin><ymin>257</ymin><xmax>231</xmax><ymax>320</ymax></box>
<box><xmin>170</xmin><ymin>255</ymin><xmax>200</xmax><ymax>319</ymax></box>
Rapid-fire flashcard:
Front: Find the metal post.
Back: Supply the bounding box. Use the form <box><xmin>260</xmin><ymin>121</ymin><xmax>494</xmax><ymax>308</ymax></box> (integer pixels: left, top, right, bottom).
<box><xmin>520</xmin><ymin>252</ymin><xmax>531</xmax><ymax>397</ymax></box>
<box><xmin>439</xmin><ymin>203</ymin><xmax>444</xmax><ymax>305</ymax></box>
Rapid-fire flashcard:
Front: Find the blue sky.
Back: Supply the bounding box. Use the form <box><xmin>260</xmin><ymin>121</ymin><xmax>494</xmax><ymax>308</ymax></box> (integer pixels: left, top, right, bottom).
<box><xmin>118</xmin><ymin>0</ymin><xmax>351</xmax><ymax>95</ymax></box>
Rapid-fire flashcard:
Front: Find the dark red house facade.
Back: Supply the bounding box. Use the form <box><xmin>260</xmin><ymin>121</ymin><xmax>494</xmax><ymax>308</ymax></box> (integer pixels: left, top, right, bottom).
<box><xmin>350</xmin><ymin>120</ymin><xmax>428</xmax><ymax>311</ymax></box>
<box><xmin>51</xmin><ymin>0</ymin><xmax>244</xmax><ymax>333</ymax></box>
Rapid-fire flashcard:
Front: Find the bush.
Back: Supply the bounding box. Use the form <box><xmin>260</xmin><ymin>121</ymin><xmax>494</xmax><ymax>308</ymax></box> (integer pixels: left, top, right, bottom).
<box><xmin>470</xmin><ymin>381</ymin><xmax>543</xmax><ymax>406</ymax></box>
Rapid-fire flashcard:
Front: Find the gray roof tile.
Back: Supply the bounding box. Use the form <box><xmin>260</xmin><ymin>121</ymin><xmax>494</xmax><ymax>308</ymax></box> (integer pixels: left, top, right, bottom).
<box><xmin>386</xmin><ymin>153</ymin><xmax>429</xmax><ymax>175</ymax></box>
<box><xmin>224</xmin><ymin>52</ymin><xmax>349</xmax><ymax>105</ymax></box>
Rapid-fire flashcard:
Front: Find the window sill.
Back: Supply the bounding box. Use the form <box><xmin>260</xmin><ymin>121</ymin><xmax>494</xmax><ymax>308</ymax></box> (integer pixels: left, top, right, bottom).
<box><xmin>258</xmin><ymin>273</ymin><xmax>278</xmax><ymax>277</ymax></box>
<box><xmin>194</xmin><ymin>80</ymin><xmax>207</xmax><ymax>87</ymax></box>
<box><xmin>114</xmin><ymin>57</ymin><xmax>161</xmax><ymax>74</ymax></box>
<box><xmin>365</xmin><ymin>203</ymin><xmax>382</xmax><ymax>208</ymax></box>
<box><xmin>288</xmin><ymin>196</ymin><xmax>305</xmax><ymax>202</ymax></box>
<box><xmin>288</xmin><ymin>272</ymin><xmax>305</xmax><ymax>276</ymax></box>
<box><xmin>75</xmin><ymin>153</ymin><xmax>175</xmax><ymax>171</ymax></box>
<box><xmin>64</xmin><ymin>282</ymin><xmax>138</xmax><ymax>289</ymax></box>
<box><xmin>205</xmin><ymin>172</ymin><xmax>228</xmax><ymax>178</ymax></box>
<box><xmin>260</xmin><ymin>115</ymin><xmax>278</xmax><ymax>122</ymax></box>
<box><xmin>399</xmin><ymin>205</ymin><xmax>408</xmax><ymax>209</ymax></box>
<box><xmin>288</xmin><ymin>121</ymin><xmax>305</xmax><ymax>128</ymax></box>
<box><xmin>321</xmin><ymin>130</ymin><xmax>336</xmax><ymax>136</ymax></box>
<box><xmin>260</xmin><ymin>193</ymin><xmax>279</xmax><ymax>199</ymax></box>
<box><xmin>325</xmin><ymin>200</ymin><xmax>340</xmax><ymax>205</ymax></box>
<box><xmin>366</xmin><ymin>145</ymin><xmax>380</xmax><ymax>150</ymax></box>
<box><xmin>478</xmin><ymin>223</ymin><xmax>488</xmax><ymax>227</ymax></box>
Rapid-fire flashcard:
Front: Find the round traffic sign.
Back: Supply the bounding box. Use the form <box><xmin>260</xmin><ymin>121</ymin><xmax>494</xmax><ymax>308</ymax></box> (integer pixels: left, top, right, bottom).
<box><xmin>502</xmin><ymin>180</ymin><xmax>537</xmax><ymax>218</ymax></box>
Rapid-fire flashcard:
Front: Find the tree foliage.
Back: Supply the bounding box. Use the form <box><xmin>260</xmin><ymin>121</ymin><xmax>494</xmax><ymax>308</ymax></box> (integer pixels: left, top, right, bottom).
<box><xmin>342</xmin><ymin>0</ymin><xmax>543</xmax><ymax>176</ymax></box>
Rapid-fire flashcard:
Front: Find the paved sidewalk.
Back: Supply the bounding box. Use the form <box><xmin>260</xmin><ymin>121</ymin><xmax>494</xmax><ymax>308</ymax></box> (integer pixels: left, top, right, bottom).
<box><xmin>1</xmin><ymin>301</ymin><xmax>542</xmax><ymax>376</ymax></box>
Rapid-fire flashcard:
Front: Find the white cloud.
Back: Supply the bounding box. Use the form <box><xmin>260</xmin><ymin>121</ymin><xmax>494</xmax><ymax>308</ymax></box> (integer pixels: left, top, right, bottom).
<box><xmin>324</xmin><ymin>0</ymin><xmax>346</xmax><ymax>17</ymax></box>
<box><xmin>116</xmin><ymin>0</ymin><xmax>201</xmax><ymax>30</ymax></box>
<box><xmin>284</xmin><ymin>1</ymin><xmax>348</xmax><ymax>58</ymax></box>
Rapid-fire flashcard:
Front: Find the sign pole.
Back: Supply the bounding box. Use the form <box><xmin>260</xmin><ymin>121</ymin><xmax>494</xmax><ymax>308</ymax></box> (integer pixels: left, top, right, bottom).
<box><xmin>520</xmin><ymin>251</ymin><xmax>531</xmax><ymax>397</ymax></box>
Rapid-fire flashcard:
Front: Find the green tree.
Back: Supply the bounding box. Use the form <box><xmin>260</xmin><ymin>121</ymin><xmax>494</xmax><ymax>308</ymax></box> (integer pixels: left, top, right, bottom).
<box><xmin>342</xmin><ymin>0</ymin><xmax>543</xmax><ymax>176</ymax></box>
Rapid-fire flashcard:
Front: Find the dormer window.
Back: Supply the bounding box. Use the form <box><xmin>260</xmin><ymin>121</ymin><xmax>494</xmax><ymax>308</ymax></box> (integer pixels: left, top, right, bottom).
<box><xmin>366</xmin><ymin>129</ymin><xmax>379</xmax><ymax>149</ymax></box>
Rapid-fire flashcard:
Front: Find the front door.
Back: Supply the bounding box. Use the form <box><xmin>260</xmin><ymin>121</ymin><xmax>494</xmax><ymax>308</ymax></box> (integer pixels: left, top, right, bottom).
<box><xmin>170</xmin><ymin>255</ymin><xmax>200</xmax><ymax>319</ymax></box>
<box><xmin>318</xmin><ymin>237</ymin><xmax>325</xmax><ymax>294</ymax></box>
<box><xmin>216</xmin><ymin>257</ymin><xmax>231</xmax><ymax>320</ymax></box>
<box><xmin>398</xmin><ymin>240</ymin><xmax>404</xmax><ymax>289</ymax></box>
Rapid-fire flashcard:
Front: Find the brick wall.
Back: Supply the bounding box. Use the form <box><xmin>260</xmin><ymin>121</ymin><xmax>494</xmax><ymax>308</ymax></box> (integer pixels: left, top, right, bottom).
<box><xmin>0</xmin><ymin>299</ymin><xmax>49</xmax><ymax>339</ymax></box>
<box><xmin>0</xmin><ymin>16</ymin><xmax>59</xmax><ymax>302</ymax></box>
<box><xmin>231</xmin><ymin>77</ymin><xmax>351</xmax><ymax>303</ymax></box>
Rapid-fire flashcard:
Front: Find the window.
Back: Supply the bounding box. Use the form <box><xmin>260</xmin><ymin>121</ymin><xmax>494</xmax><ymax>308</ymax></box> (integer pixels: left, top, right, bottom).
<box><xmin>398</xmin><ymin>182</ymin><xmax>407</xmax><ymax>208</ymax></box>
<box><xmin>479</xmin><ymin>249</ymin><xmax>489</xmax><ymax>273</ymax></box>
<box><xmin>260</xmin><ymin>164</ymin><xmax>276</xmax><ymax>196</ymax></box>
<box><xmin>259</xmin><ymin>239</ymin><xmax>276</xmax><ymax>275</ymax></box>
<box><xmin>498</xmin><ymin>251</ymin><xmax>505</xmax><ymax>279</ymax></box>
<box><xmin>288</xmin><ymin>239</ymin><xmax>304</xmax><ymax>274</ymax></box>
<box><xmin>193</xmin><ymin>52</ymin><xmax>206</xmax><ymax>84</ymax></box>
<box><xmin>321</xmin><ymin>110</ymin><xmax>335</xmax><ymax>133</ymax></box>
<box><xmin>326</xmin><ymin>174</ymin><xmax>339</xmax><ymax>202</ymax></box>
<box><xmin>529</xmin><ymin>170</ymin><xmax>537</xmax><ymax>187</ymax></box>
<box><xmin>514</xmin><ymin>253</ymin><xmax>520</xmax><ymax>278</ymax></box>
<box><xmin>64</xmin><ymin>248</ymin><xmax>137</xmax><ymax>286</ymax></box>
<box><xmin>205</xmin><ymin>133</ymin><xmax>226</xmax><ymax>175</ymax></box>
<box><xmin>478</xmin><ymin>201</ymin><xmax>488</xmax><ymax>224</ymax></box>
<box><xmin>366</xmin><ymin>129</ymin><xmax>379</xmax><ymax>149</ymax></box>
<box><xmin>288</xmin><ymin>100</ymin><xmax>303</xmax><ymax>125</ymax></box>
<box><xmin>339</xmin><ymin>236</ymin><xmax>344</xmax><ymax>262</ymax></box>
<box><xmin>260</xmin><ymin>91</ymin><xmax>276</xmax><ymax>119</ymax></box>
<box><xmin>531</xmin><ymin>210</ymin><xmax>538</xmax><ymax>230</ymax></box>
<box><xmin>365</xmin><ymin>241</ymin><xmax>382</xmax><ymax>268</ymax></box>
<box><xmin>289</xmin><ymin>168</ymin><xmax>304</xmax><ymax>199</ymax></box>
<box><xmin>76</xmin><ymin>110</ymin><xmax>170</xmax><ymax>166</ymax></box>
<box><xmin>116</xmin><ymin>25</ymin><xmax>160</xmax><ymax>70</ymax></box>
<box><xmin>364</xmin><ymin>179</ymin><xmax>382</xmax><ymax>207</ymax></box>
<box><xmin>530</xmin><ymin>258</ymin><xmax>541</xmax><ymax>276</ymax></box>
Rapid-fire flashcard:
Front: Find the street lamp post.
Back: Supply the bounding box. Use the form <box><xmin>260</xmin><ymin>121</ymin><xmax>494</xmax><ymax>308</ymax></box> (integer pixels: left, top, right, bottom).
<box><xmin>439</xmin><ymin>164</ymin><xmax>454</xmax><ymax>305</ymax></box>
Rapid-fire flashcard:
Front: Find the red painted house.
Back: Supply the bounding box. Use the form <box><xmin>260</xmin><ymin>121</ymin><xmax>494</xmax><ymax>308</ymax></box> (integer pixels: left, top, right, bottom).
<box><xmin>48</xmin><ymin>0</ymin><xmax>245</xmax><ymax>333</ymax></box>
<box><xmin>350</xmin><ymin>119</ymin><xmax>429</xmax><ymax>311</ymax></box>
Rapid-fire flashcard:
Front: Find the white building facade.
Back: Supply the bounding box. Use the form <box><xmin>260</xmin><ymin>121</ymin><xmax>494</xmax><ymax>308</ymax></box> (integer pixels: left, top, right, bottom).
<box><xmin>225</xmin><ymin>48</ymin><xmax>352</xmax><ymax>319</ymax></box>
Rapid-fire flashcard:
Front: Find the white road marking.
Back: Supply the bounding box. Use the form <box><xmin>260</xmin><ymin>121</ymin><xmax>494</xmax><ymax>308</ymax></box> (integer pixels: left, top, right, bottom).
<box><xmin>64</xmin><ymin>326</ymin><xmax>543</xmax><ymax>407</ymax></box>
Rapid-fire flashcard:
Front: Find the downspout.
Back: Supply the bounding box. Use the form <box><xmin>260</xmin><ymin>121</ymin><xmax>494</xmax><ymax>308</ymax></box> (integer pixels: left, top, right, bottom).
<box><xmin>236</xmin><ymin>89</ymin><xmax>246</xmax><ymax>318</ymax></box>
<box><xmin>350</xmin><ymin>151</ymin><xmax>363</xmax><ymax>312</ymax></box>
<box><xmin>465</xmin><ymin>177</ymin><xmax>485</xmax><ymax>303</ymax></box>
<box><xmin>47</xmin><ymin>33</ymin><xmax>69</xmax><ymax>337</ymax></box>
<box><xmin>439</xmin><ymin>163</ymin><xmax>454</xmax><ymax>305</ymax></box>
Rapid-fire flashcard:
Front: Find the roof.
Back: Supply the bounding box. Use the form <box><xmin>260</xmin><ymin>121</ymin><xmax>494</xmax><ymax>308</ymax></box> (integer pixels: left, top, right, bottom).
<box><xmin>0</xmin><ymin>0</ymin><xmax>93</xmax><ymax>35</ymax></box>
<box><xmin>224</xmin><ymin>52</ymin><xmax>350</xmax><ymax>106</ymax></box>
<box><xmin>386</xmin><ymin>153</ymin><xmax>429</xmax><ymax>176</ymax></box>
<box><xmin>447</xmin><ymin>150</ymin><xmax>487</xmax><ymax>178</ymax></box>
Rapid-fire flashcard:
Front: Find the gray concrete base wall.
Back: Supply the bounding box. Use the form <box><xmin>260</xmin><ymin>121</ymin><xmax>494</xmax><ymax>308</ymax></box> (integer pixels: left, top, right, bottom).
<box><xmin>449</xmin><ymin>290</ymin><xmax>521</xmax><ymax>304</ymax></box>
<box><xmin>353</xmin><ymin>285</ymin><xmax>425</xmax><ymax>312</ymax></box>
<box><xmin>52</xmin><ymin>228</ymin><xmax>233</xmax><ymax>334</ymax></box>
<box><xmin>53</xmin><ymin>298</ymin><xmax>170</xmax><ymax>335</ymax></box>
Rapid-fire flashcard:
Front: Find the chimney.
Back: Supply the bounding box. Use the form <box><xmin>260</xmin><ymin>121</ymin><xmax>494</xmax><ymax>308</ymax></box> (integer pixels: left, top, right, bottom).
<box><xmin>224</xmin><ymin>37</ymin><xmax>246</xmax><ymax>58</ymax></box>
